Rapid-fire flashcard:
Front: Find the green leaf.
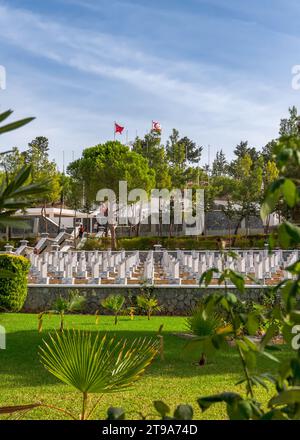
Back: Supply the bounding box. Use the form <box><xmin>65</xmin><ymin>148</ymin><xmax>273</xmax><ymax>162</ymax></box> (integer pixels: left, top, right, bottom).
<box><xmin>244</xmin><ymin>350</ymin><xmax>257</xmax><ymax>370</ymax></box>
<box><xmin>243</xmin><ymin>336</ymin><xmax>259</xmax><ymax>352</ymax></box>
<box><xmin>260</xmin><ymin>324</ymin><xmax>278</xmax><ymax>349</ymax></box>
<box><xmin>269</xmin><ymin>387</ymin><xmax>300</xmax><ymax>407</ymax></box>
<box><xmin>68</xmin><ymin>294</ymin><xmax>86</xmax><ymax>312</ymax></box>
<box><xmin>236</xmin><ymin>339</ymin><xmax>249</xmax><ymax>353</ymax></box>
<box><xmin>279</xmin><ymin>221</ymin><xmax>300</xmax><ymax>247</ymax></box>
<box><xmin>0</xmin><ymin>117</ymin><xmax>35</xmax><ymax>135</ymax></box>
<box><xmin>282</xmin><ymin>179</ymin><xmax>297</xmax><ymax>207</ymax></box>
<box><xmin>229</xmin><ymin>271</ymin><xmax>245</xmax><ymax>293</ymax></box>
<box><xmin>227</xmin><ymin>251</ymin><xmax>239</xmax><ymax>259</ymax></box>
<box><xmin>277</xmin><ymin>148</ymin><xmax>293</xmax><ymax>166</ymax></box>
<box><xmin>173</xmin><ymin>404</ymin><xmax>193</xmax><ymax>420</ymax></box>
<box><xmin>284</xmin><ymin>221</ymin><xmax>300</xmax><ymax>243</ymax></box>
<box><xmin>106</xmin><ymin>407</ymin><xmax>125</xmax><ymax>420</ymax></box>
<box><xmin>246</xmin><ymin>313</ymin><xmax>260</xmax><ymax>335</ymax></box>
<box><xmin>235</xmin><ymin>400</ymin><xmax>253</xmax><ymax>420</ymax></box>
<box><xmin>39</xmin><ymin>330</ymin><xmax>160</xmax><ymax>394</ymax></box>
<box><xmin>261</xmin><ymin>409</ymin><xmax>289</xmax><ymax>420</ymax></box>
<box><xmin>261</xmin><ymin>195</ymin><xmax>277</xmax><ymax>220</ymax></box>
<box><xmin>251</xmin><ymin>375</ymin><xmax>269</xmax><ymax>391</ymax></box>
<box><xmin>0</xmin><ymin>109</ymin><xmax>13</xmax><ymax>123</ymax></box>
<box><xmin>153</xmin><ymin>400</ymin><xmax>170</xmax><ymax>418</ymax></box>
<box><xmin>284</xmin><ymin>281</ymin><xmax>298</xmax><ymax>312</ymax></box>
<box><xmin>260</xmin><ymin>179</ymin><xmax>284</xmax><ymax>220</ymax></box>
<box><xmin>0</xmin><ymin>402</ymin><xmax>42</xmax><ymax>415</ymax></box>
<box><xmin>260</xmin><ymin>350</ymin><xmax>279</xmax><ymax>363</ymax></box>
<box><xmin>286</xmin><ymin>261</ymin><xmax>300</xmax><ymax>275</ymax></box>
<box><xmin>282</xmin><ymin>323</ymin><xmax>294</xmax><ymax>344</ymax></box>
<box><xmin>290</xmin><ymin>311</ymin><xmax>300</xmax><ymax>324</ymax></box>
<box><xmin>197</xmin><ymin>392</ymin><xmax>242</xmax><ymax>412</ymax></box>
<box><xmin>278</xmin><ymin>223</ymin><xmax>291</xmax><ymax>248</ymax></box>
<box><xmin>268</xmin><ymin>233</ymin><xmax>276</xmax><ymax>252</ymax></box>
<box><xmin>224</xmin><ymin>292</ymin><xmax>238</xmax><ymax>305</ymax></box>
<box><xmin>199</xmin><ymin>268</ymin><xmax>218</xmax><ymax>286</ymax></box>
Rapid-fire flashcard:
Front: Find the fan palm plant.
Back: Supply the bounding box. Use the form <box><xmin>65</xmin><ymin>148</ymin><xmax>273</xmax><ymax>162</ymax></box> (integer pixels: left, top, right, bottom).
<box><xmin>137</xmin><ymin>295</ymin><xmax>161</xmax><ymax>320</ymax></box>
<box><xmin>100</xmin><ymin>294</ymin><xmax>125</xmax><ymax>324</ymax></box>
<box><xmin>39</xmin><ymin>330</ymin><xmax>159</xmax><ymax>419</ymax></box>
<box><xmin>38</xmin><ymin>291</ymin><xmax>86</xmax><ymax>332</ymax></box>
<box><xmin>185</xmin><ymin>304</ymin><xmax>225</xmax><ymax>365</ymax></box>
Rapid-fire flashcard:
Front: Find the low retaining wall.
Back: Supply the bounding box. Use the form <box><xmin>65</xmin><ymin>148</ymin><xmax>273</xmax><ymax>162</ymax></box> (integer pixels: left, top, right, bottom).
<box><xmin>23</xmin><ymin>284</ymin><xmax>270</xmax><ymax>315</ymax></box>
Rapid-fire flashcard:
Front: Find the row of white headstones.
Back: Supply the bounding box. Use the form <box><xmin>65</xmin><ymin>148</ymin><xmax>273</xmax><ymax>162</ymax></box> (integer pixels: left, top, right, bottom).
<box><xmin>28</xmin><ymin>249</ymin><xmax>299</xmax><ymax>285</ymax></box>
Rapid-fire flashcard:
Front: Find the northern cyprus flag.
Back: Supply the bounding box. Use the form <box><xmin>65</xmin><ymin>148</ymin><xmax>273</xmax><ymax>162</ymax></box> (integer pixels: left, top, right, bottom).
<box><xmin>152</xmin><ymin>121</ymin><xmax>162</xmax><ymax>132</ymax></box>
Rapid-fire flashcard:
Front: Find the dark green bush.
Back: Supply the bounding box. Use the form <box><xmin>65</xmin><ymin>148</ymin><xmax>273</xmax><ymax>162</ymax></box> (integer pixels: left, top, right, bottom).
<box><xmin>82</xmin><ymin>234</ymin><xmax>271</xmax><ymax>251</ymax></box>
<box><xmin>119</xmin><ymin>237</ymin><xmax>158</xmax><ymax>250</ymax></box>
<box><xmin>81</xmin><ymin>238</ymin><xmax>104</xmax><ymax>251</ymax></box>
<box><xmin>0</xmin><ymin>254</ymin><xmax>30</xmax><ymax>311</ymax></box>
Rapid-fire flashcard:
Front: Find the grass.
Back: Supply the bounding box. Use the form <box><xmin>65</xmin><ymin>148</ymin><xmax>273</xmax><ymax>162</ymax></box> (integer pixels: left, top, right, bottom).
<box><xmin>0</xmin><ymin>313</ymin><xmax>294</xmax><ymax>420</ymax></box>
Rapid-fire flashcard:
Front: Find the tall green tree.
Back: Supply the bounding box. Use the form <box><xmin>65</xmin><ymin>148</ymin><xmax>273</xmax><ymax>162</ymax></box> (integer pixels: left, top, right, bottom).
<box><xmin>229</xmin><ymin>141</ymin><xmax>259</xmax><ymax>178</ymax></box>
<box><xmin>0</xmin><ymin>147</ymin><xmax>25</xmax><ymax>179</ymax></box>
<box><xmin>67</xmin><ymin>141</ymin><xmax>155</xmax><ymax>249</ymax></box>
<box><xmin>24</xmin><ymin>136</ymin><xmax>61</xmax><ymax>205</ymax></box>
<box><xmin>259</xmin><ymin>160</ymin><xmax>279</xmax><ymax>233</ymax></box>
<box><xmin>132</xmin><ymin>132</ymin><xmax>171</xmax><ymax>189</ymax></box>
<box><xmin>231</xmin><ymin>154</ymin><xmax>263</xmax><ymax>237</ymax></box>
<box><xmin>166</xmin><ymin>129</ymin><xmax>203</xmax><ymax>188</ymax></box>
<box><xmin>261</xmin><ymin>140</ymin><xmax>277</xmax><ymax>163</ymax></box>
<box><xmin>211</xmin><ymin>150</ymin><xmax>228</xmax><ymax>177</ymax></box>
<box><xmin>279</xmin><ymin>105</ymin><xmax>300</xmax><ymax>137</ymax></box>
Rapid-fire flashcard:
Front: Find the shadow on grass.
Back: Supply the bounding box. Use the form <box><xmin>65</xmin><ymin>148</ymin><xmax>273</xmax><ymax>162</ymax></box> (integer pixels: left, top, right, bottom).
<box><xmin>0</xmin><ymin>325</ymin><xmax>291</xmax><ymax>390</ymax></box>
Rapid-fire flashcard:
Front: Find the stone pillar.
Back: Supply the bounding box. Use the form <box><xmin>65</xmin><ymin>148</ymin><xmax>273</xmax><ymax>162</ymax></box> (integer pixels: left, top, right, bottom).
<box><xmin>4</xmin><ymin>244</ymin><xmax>14</xmax><ymax>253</ymax></box>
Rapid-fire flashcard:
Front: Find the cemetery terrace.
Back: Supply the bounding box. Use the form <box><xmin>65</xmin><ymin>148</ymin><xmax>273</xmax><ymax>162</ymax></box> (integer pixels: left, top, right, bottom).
<box><xmin>19</xmin><ymin>247</ymin><xmax>300</xmax><ymax>286</ymax></box>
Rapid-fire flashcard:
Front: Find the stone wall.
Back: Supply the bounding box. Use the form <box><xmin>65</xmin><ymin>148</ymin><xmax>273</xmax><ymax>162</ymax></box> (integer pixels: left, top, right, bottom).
<box><xmin>23</xmin><ymin>285</ymin><xmax>269</xmax><ymax>316</ymax></box>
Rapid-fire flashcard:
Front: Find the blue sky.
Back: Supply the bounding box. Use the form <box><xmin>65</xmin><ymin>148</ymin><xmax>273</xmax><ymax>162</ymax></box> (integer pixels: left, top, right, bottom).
<box><xmin>0</xmin><ymin>0</ymin><xmax>299</xmax><ymax>169</ymax></box>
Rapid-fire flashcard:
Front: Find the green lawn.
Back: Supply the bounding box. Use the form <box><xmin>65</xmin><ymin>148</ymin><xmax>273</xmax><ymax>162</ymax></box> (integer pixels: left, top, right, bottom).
<box><xmin>0</xmin><ymin>313</ymin><xmax>293</xmax><ymax>420</ymax></box>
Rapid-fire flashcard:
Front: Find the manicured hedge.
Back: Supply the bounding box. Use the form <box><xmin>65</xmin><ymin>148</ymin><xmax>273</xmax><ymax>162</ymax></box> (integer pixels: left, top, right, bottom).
<box><xmin>82</xmin><ymin>234</ymin><xmax>271</xmax><ymax>251</ymax></box>
<box><xmin>0</xmin><ymin>254</ymin><xmax>30</xmax><ymax>312</ymax></box>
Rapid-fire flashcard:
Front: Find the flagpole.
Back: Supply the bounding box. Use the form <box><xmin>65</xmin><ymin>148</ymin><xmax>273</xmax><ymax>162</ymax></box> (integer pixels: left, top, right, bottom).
<box><xmin>114</xmin><ymin>121</ymin><xmax>116</xmax><ymax>141</ymax></box>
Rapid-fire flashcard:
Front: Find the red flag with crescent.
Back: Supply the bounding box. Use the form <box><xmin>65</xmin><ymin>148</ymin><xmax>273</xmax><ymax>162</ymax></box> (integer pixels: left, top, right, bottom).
<box><xmin>152</xmin><ymin>121</ymin><xmax>161</xmax><ymax>132</ymax></box>
<box><xmin>115</xmin><ymin>122</ymin><xmax>124</xmax><ymax>134</ymax></box>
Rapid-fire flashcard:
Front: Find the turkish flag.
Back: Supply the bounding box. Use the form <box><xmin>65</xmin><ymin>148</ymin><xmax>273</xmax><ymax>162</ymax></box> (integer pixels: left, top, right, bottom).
<box><xmin>115</xmin><ymin>122</ymin><xmax>124</xmax><ymax>134</ymax></box>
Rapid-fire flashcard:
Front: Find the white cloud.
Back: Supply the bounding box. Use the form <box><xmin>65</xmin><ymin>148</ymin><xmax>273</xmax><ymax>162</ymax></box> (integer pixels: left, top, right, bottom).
<box><xmin>0</xmin><ymin>2</ymin><xmax>297</xmax><ymax>166</ymax></box>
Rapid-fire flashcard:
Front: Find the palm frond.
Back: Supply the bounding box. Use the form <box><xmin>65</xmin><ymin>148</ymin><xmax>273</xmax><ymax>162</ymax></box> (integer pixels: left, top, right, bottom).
<box><xmin>68</xmin><ymin>294</ymin><xmax>86</xmax><ymax>312</ymax></box>
<box><xmin>0</xmin><ymin>110</ymin><xmax>13</xmax><ymax>124</ymax></box>
<box><xmin>39</xmin><ymin>330</ymin><xmax>159</xmax><ymax>394</ymax></box>
<box><xmin>101</xmin><ymin>295</ymin><xmax>125</xmax><ymax>313</ymax></box>
<box><xmin>0</xmin><ymin>117</ymin><xmax>35</xmax><ymax>135</ymax></box>
<box><xmin>0</xmin><ymin>403</ymin><xmax>42</xmax><ymax>415</ymax></box>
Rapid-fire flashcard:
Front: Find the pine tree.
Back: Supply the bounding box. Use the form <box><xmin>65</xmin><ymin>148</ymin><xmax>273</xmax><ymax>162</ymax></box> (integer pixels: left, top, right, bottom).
<box><xmin>279</xmin><ymin>106</ymin><xmax>300</xmax><ymax>137</ymax></box>
<box><xmin>211</xmin><ymin>149</ymin><xmax>227</xmax><ymax>176</ymax></box>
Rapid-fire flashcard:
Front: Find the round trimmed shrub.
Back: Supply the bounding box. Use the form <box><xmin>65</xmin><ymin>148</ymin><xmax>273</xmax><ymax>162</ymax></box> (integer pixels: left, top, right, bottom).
<box><xmin>0</xmin><ymin>254</ymin><xmax>30</xmax><ymax>312</ymax></box>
